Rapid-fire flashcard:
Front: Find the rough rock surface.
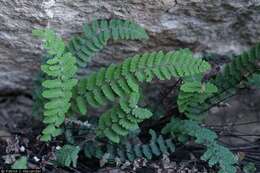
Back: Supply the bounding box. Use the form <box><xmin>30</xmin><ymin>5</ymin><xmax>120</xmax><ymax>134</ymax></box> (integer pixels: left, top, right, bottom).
<box><xmin>1</xmin><ymin>0</ymin><xmax>260</xmax><ymax>92</ymax></box>
<box><xmin>1</xmin><ymin>0</ymin><xmax>260</xmax><ymax>143</ymax></box>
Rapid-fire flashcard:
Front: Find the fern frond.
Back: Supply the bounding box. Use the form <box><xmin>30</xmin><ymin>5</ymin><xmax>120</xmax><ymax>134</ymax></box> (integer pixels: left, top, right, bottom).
<box><xmin>248</xmin><ymin>73</ymin><xmax>260</xmax><ymax>88</ymax></box>
<box><xmin>103</xmin><ymin>130</ymin><xmax>175</xmax><ymax>162</ymax></box>
<box><xmin>73</xmin><ymin>49</ymin><xmax>211</xmax><ymax>114</ymax></box>
<box><xmin>33</xmin><ymin>29</ymin><xmax>78</xmax><ymax>141</ymax></box>
<box><xmin>32</xmin><ymin>54</ymin><xmax>52</xmax><ymax>117</ymax></box>
<box><xmin>67</xmin><ymin>19</ymin><xmax>149</xmax><ymax>67</ymax></box>
<box><xmin>192</xmin><ymin>44</ymin><xmax>260</xmax><ymax>117</ymax></box>
<box><xmin>177</xmin><ymin>81</ymin><xmax>218</xmax><ymax>119</ymax></box>
<box><xmin>162</xmin><ymin>118</ymin><xmax>237</xmax><ymax>173</ymax></box>
<box><xmin>83</xmin><ymin>141</ymin><xmax>104</xmax><ymax>159</ymax></box>
<box><xmin>11</xmin><ymin>156</ymin><xmax>28</xmax><ymax>169</ymax></box>
<box><xmin>56</xmin><ymin>145</ymin><xmax>80</xmax><ymax>167</ymax></box>
<box><xmin>97</xmin><ymin>96</ymin><xmax>152</xmax><ymax>143</ymax></box>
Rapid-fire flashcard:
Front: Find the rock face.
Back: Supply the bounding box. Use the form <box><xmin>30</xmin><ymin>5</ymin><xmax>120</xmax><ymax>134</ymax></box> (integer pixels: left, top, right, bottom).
<box><xmin>1</xmin><ymin>0</ymin><xmax>260</xmax><ymax>93</ymax></box>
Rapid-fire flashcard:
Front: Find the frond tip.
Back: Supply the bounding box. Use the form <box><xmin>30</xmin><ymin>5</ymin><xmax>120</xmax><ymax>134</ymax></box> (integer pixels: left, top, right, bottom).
<box><xmin>56</xmin><ymin>145</ymin><xmax>80</xmax><ymax>167</ymax></box>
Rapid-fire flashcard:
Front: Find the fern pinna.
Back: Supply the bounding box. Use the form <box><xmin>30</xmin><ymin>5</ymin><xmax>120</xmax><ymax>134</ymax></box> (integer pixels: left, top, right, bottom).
<box><xmin>73</xmin><ymin>49</ymin><xmax>211</xmax><ymax>143</ymax></box>
<box><xmin>56</xmin><ymin>145</ymin><xmax>80</xmax><ymax>167</ymax></box>
<box><xmin>105</xmin><ymin>130</ymin><xmax>175</xmax><ymax>162</ymax></box>
<box><xmin>195</xmin><ymin>44</ymin><xmax>260</xmax><ymax>118</ymax></box>
<box><xmin>33</xmin><ymin>29</ymin><xmax>78</xmax><ymax>141</ymax></box>
<box><xmin>176</xmin><ymin>44</ymin><xmax>260</xmax><ymax>120</ymax></box>
<box><xmin>177</xmin><ymin>81</ymin><xmax>218</xmax><ymax>120</ymax></box>
<box><xmin>83</xmin><ymin>129</ymin><xmax>175</xmax><ymax>162</ymax></box>
<box><xmin>162</xmin><ymin>118</ymin><xmax>238</xmax><ymax>173</ymax></box>
<box><xmin>68</xmin><ymin>19</ymin><xmax>148</xmax><ymax>68</ymax></box>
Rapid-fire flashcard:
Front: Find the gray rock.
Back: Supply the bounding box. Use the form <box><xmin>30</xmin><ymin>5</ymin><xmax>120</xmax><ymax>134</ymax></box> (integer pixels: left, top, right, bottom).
<box><xmin>1</xmin><ymin>0</ymin><xmax>260</xmax><ymax>93</ymax></box>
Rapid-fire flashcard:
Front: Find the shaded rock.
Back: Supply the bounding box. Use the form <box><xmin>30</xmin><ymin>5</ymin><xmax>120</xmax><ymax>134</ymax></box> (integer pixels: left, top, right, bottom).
<box><xmin>206</xmin><ymin>89</ymin><xmax>260</xmax><ymax>145</ymax></box>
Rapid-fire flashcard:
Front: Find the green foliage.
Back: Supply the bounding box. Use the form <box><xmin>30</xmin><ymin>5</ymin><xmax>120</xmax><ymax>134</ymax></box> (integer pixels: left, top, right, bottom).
<box><xmin>72</xmin><ymin>49</ymin><xmax>211</xmax><ymax>142</ymax></box>
<box><xmin>162</xmin><ymin>118</ymin><xmax>238</xmax><ymax>173</ymax></box>
<box><xmin>33</xmin><ymin>29</ymin><xmax>78</xmax><ymax>141</ymax></box>
<box><xmin>82</xmin><ymin>130</ymin><xmax>175</xmax><ymax>163</ymax></box>
<box><xmin>74</xmin><ymin>49</ymin><xmax>210</xmax><ymax>110</ymax></box>
<box><xmin>11</xmin><ymin>156</ymin><xmax>28</xmax><ymax>169</ymax></box>
<box><xmin>214</xmin><ymin>44</ymin><xmax>260</xmax><ymax>90</ymax></box>
<box><xmin>32</xmin><ymin>54</ymin><xmax>56</xmax><ymax>117</ymax></box>
<box><xmin>193</xmin><ymin>44</ymin><xmax>260</xmax><ymax>117</ymax></box>
<box><xmin>56</xmin><ymin>145</ymin><xmax>80</xmax><ymax>167</ymax></box>
<box><xmin>97</xmin><ymin>102</ymin><xmax>152</xmax><ymax>143</ymax></box>
<box><xmin>102</xmin><ymin>129</ymin><xmax>175</xmax><ymax>162</ymax></box>
<box><xmin>177</xmin><ymin>81</ymin><xmax>218</xmax><ymax>120</ymax></box>
<box><xmin>33</xmin><ymin>19</ymin><xmax>257</xmax><ymax>172</ymax></box>
<box><xmin>74</xmin><ymin>49</ymin><xmax>210</xmax><ymax>109</ymax></box>
<box><xmin>249</xmin><ymin>73</ymin><xmax>260</xmax><ymax>88</ymax></box>
<box><xmin>243</xmin><ymin>162</ymin><xmax>256</xmax><ymax>173</ymax></box>
<box><xmin>68</xmin><ymin>19</ymin><xmax>149</xmax><ymax>68</ymax></box>
<box><xmin>83</xmin><ymin>141</ymin><xmax>104</xmax><ymax>159</ymax></box>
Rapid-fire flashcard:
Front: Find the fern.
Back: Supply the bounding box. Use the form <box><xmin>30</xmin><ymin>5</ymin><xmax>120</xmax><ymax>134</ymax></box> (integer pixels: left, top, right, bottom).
<box><xmin>105</xmin><ymin>130</ymin><xmax>175</xmax><ymax>162</ymax></box>
<box><xmin>56</xmin><ymin>145</ymin><xmax>80</xmax><ymax>167</ymax></box>
<box><xmin>248</xmin><ymin>73</ymin><xmax>260</xmax><ymax>88</ymax></box>
<box><xmin>83</xmin><ymin>141</ymin><xmax>104</xmax><ymax>159</ymax></box>
<box><xmin>192</xmin><ymin>44</ymin><xmax>260</xmax><ymax>117</ymax></box>
<box><xmin>67</xmin><ymin>19</ymin><xmax>149</xmax><ymax>68</ymax></box>
<box><xmin>73</xmin><ymin>49</ymin><xmax>211</xmax><ymax>114</ymax></box>
<box><xmin>32</xmin><ymin>54</ymin><xmax>55</xmax><ymax>117</ymax></box>
<box><xmin>177</xmin><ymin>81</ymin><xmax>218</xmax><ymax>119</ymax></box>
<box><xmin>72</xmin><ymin>49</ymin><xmax>211</xmax><ymax>142</ymax></box>
<box><xmin>97</xmin><ymin>99</ymin><xmax>153</xmax><ymax>143</ymax></box>
<box><xmin>162</xmin><ymin>118</ymin><xmax>238</xmax><ymax>173</ymax></box>
<box><xmin>33</xmin><ymin>29</ymin><xmax>78</xmax><ymax>141</ymax></box>
<box><xmin>11</xmin><ymin>156</ymin><xmax>28</xmax><ymax>169</ymax></box>
<box><xmin>243</xmin><ymin>162</ymin><xmax>256</xmax><ymax>173</ymax></box>
<box><xmin>84</xmin><ymin>129</ymin><xmax>175</xmax><ymax>162</ymax></box>
<box><xmin>33</xmin><ymin>19</ymin><xmax>247</xmax><ymax>171</ymax></box>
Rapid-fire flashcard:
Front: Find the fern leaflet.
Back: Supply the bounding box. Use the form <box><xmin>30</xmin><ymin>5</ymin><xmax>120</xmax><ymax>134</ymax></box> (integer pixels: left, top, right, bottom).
<box><xmin>177</xmin><ymin>81</ymin><xmax>218</xmax><ymax>120</ymax></box>
<box><xmin>97</xmin><ymin>96</ymin><xmax>152</xmax><ymax>143</ymax></box>
<box><xmin>162</xmin><ymin>118</ymin><xmax>238</xmax><ymax>173</ymax></box>
<box><xmin>84</xmin><ymin>130</ymin><xmax>175</xmax><ymax>162</ymax></box>
<box><xmin>56</xmin><ymin>145</ymin><xmax>80</xmax><ymax>167</ymax></box>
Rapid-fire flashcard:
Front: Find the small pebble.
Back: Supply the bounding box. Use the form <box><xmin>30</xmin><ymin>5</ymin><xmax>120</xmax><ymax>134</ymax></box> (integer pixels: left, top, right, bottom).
<box><xmin>20</xmin><ymin>146</ymin><xmax>25</xmax><ymax>152</ymax></box>
<box><xmin>33</xmin><ymin>156</ymin><xmax>40</xmax><ymax>162</ymax></box>
<box><xmin>56</xmin><ymin>146</ymin><xmax>61</xmax><ymax>150</ymax></box>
